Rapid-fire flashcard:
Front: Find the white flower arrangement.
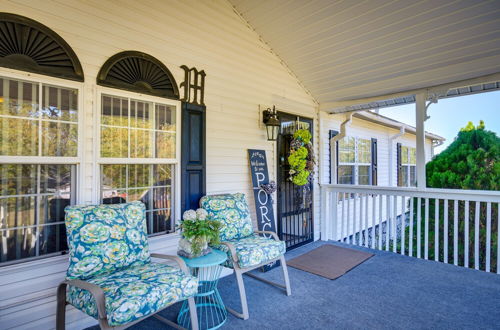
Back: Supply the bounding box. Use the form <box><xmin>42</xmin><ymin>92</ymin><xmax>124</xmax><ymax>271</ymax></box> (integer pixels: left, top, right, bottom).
<box><xmin>196</xmin><ymin>208</ymin><xmax>208</xmax><ymax>220</ymax></box>
<box><xmin>182</xmin><ymin>209</ymin><xmax>197</xmax><ymax>221</ymax></box>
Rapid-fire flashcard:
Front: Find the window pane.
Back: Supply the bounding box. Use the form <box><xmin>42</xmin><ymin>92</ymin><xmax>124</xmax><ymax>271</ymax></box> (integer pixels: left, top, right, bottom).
<box><xmin>38</xmin><ymin>223</ymin><xmax>68</xmax><ymax>256</ymax></box>
<box><xmin>154</xmin><ymin>164</ymin><xmax>172</xmax><ymax>186</ymax></box>
<box><xmin>102</xmin><ymin>164</ymin><xmax>127</xmax><ymax>189</ymax></box>
<box><xmin>130</xmin><ymin>99</ymin><xmax>152</xmax><ymax>129</ymax></box>
<box><xmin>155</xmin><ymin>132</ymin><xmax>175</xmax><ymax>158</ymax></box>
<box><xmin>101</xmin><ymin>126</ymin><xmax>128</xmax><ymax>158</ymax></box>
<box><xmin>410</xmin><ymin>165</ymin><xmax>417</xmax><ymax>187</ymax></box>
<box><xmin>128</xmin><ymin>164</ymin><xmax>151</xmax><ymax>188</ymax></box>
<box><xmin>357</xmin><ymin>139</ymin><xmax>371</xmax><ymax>163</ymax></box>
<box><xmin>401</xmin><ymin>166</ymin><xmax>409</xmax><ymax>187</ymax></box>
<box><xmin>101</xmin><ymin>164</ymin><xmax>173</xmax><ymax>235</ymax></box>
<box><xmin>339</xmin><ymin>137</ymin><xmax>355</xmax><ymax>163</ymax></box>
<box><xmin>42</xmin><ymin>122</ymin><xmax>78</xmax><ymax>157</ymax></box>
<box><xmin>358</xmin><ymin>165</ymin><xmax>370</xmax><ymax>185</ymax></box>
<box><xmin>338</xmin><ymin>165</ymin><xmax>354</xmax><ymax>184</ymax></box>
<box><xmin>40</xmin><ymin>196</ymin><xmax>71</xmax><ymax>225</ymax></box>
<box><xmin>40</xmin><ymin>164</ymin><xmax>73</xmax><ymax>195</ymax></box>
<box><xmin>409</xmin><ymin>147</ymin><xmax>416</xmax><ymax>164</ymax></box>
<box><xmin>0</xmin><ymin>197</ymin><xmax>36</xmax><ymax>228</ymax></box>
<box><xmin>130</xmin><ymin>129</ymin><xmax>152</xmax><ymax>158</ymax></box>
<box><xmin>401</xmin><ymin>146</ymin><xmax>409</xmax><ymax>164</ymax></box>
<box><xmin>0</xmin><ymin>227</ymin><xmax>37</xmax><ymax>262</ymax></box>
<box><xmin>0</xmin><ymin>164</ymin><xmax>75</xmax><ymax>264</ymax></box>
<box><xmin>155</xmin><ymin>104</ymin><xmax>176</xmax><ymax>131</ymax></box>
<box><xmin>102</xmin><ymin>95</ymin><xmax>128</xmax><ymax>126</ymax></box>
<box><xmin>0</xmin><ymin>164</ymin><xmax>37</xmax><ymax>195</ymax></box>
<box><xmin>41</xmin><ymin>85</ymin><xmax>78</xmax><ymax>122</ymax></box>
<box><xmin>0</xmin><ymin>77</ymin><xmax>39</xmax><ymax>117</ymax></box>
<box><xmin>0</xmin><ymin>117</ymin><xmax>38</xmax><ymax>156</ymax></box>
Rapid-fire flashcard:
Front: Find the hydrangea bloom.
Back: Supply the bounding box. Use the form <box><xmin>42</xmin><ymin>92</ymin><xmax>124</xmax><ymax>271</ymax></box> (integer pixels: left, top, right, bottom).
<box><xmin>196</xmin><ymin>208</ymin><xmax>208</xmax><ymax>220</ymax></box>
<box><xmin>182</xmin><ymin>209</ymin><xmax>197</xmax><ymax>221</ymax></box>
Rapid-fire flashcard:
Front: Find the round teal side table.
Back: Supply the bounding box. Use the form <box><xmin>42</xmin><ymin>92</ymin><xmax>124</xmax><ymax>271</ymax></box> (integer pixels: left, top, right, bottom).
<box><xmin>177</xmin><ymin>249</ymin><xmax>228</xmax><ymax>330</ymax></box>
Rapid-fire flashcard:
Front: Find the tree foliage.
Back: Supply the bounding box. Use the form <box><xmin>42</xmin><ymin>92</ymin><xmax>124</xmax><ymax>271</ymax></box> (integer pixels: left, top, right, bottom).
<box><xmin>426</xmin><ymin>120</ymin><xmax>500</xmax><ymax>190</ymax></box>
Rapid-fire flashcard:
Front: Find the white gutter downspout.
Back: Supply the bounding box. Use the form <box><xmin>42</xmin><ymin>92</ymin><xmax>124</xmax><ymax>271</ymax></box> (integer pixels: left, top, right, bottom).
<box><xmin>330</xmin><ymin>113</ymin><xmax>353</xmax><ymax>184</ymax></box>
<box><xmin>389</xmin><ymin>126</ymin><xmax>405</xmax><ymax>186</ymax></box>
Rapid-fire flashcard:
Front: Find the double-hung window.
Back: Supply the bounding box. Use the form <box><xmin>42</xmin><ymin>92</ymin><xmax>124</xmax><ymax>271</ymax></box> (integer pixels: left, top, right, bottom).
<box><xmin>0</xmin><ymin>74</ymin><xmax>80</xmax><ymax>264</ymax></box>
<box><xmin>337</xmin><ymin>137</ymin><xmax>372</xmax><ymax>185</ymax></box>
<box><xmin>398</xmin><ymin>145</ymin><xmax>416</xmax><ymax>187</ymax></box>
<box><xmin>98</xmin><ymin>91</ymin><xmax>179</xmax><ymax>236</ymax></box>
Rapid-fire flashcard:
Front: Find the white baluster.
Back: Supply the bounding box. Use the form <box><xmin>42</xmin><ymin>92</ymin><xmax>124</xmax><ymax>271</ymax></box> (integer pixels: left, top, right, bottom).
<box><xmin>486</xmin><ymin>202</ymin><xmax>491</xmax><ymax>272</ymax></box>
<box><xmin>464</xmin><ymin>201</ymin><xmax>469</xmax><ymax>268</ymax></box>
<box><xmin>378</xmin><ymin>195</ymin><xmax>383</xmax><ymax>250</ymax></box>
<box><xmin>364</xmin><ymin>194</ymin><xmax>369</xmax><ymax>248</ymax></box>
<box><xmin>425</xmin><ymin>198</ymin><xmax>429</xmax><ymax>260</ymax></box>
<box><xmin>474</xmin><ymin>201</ymin><xmax>480</xmax><ymax>270</ymax></box>
<box><xmin>401</xmin><ymin>196</ymin><xmax>406</xmax><ymax>255</ymax></box>
<box><xmin>454</xmin><ymin>200</ymin><xmax>459</xmax><ymax>266</ymax></box>
<box><xmin>435</xmin><ymin>199</ymin><xmax>439</xmax><ymax>262</ymax></box>
<box><xmin>444</xmin><ymin>199</ymin><xmax>448</xmax><ymax>264</ymax></box>
<box><xmin>417</xmin><ymin>198</ymin><xmax>421</xmax><ymax>258</ymax></box>
<box><xmin>353</xmin><ymin>193</ymin><xmax>358</xmax><ymax>245</ymax></box>
<box><xmin>371</xmin><ymin>194</ymin><xmax>376</xmax><ymax>249</ymax></box>
<box><xmin>409</xmin><ymin>197</ymin><xmax>414</xmax><ymax>257</ymax></box>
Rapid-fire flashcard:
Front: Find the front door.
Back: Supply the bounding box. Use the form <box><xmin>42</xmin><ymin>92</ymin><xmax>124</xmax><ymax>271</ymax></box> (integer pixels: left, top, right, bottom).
<box><xmin>277</xmin><ymin>112</ymin><xmax>314</xmax><ymax>250</ymax></box>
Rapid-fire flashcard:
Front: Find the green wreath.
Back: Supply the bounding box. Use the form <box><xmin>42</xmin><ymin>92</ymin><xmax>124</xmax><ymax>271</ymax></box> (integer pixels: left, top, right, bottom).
<box><xmin>288</xmin><ymin>129</ymin><xmax>315</xmax><ymax>186</ymax></box>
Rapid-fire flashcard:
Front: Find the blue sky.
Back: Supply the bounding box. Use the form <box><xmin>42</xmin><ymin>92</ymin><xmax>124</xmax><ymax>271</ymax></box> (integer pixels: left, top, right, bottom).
<box><xmin>378</xmin><ymin>90</ymin><xmax>500</xmax><ymax>154</ymax></box>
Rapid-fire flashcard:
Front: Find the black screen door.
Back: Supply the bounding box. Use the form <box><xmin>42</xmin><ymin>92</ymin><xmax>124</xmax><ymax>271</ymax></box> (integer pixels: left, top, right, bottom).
<box><xmin>277</xmin><ymin>112</ymin><xmax>314</xmax><ymax>250</ymax></box>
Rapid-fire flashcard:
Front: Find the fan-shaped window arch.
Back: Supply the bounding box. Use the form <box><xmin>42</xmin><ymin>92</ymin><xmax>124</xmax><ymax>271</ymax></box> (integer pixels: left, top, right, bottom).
<box><xmin>0</xmin><ymin>13</ymin><xmax>84</xmax><ymax>81</ymax></box>
<box><xmin>97</xmin><ymin>51</ymin><xmax>179</xmax><ymax>99</ymax></box>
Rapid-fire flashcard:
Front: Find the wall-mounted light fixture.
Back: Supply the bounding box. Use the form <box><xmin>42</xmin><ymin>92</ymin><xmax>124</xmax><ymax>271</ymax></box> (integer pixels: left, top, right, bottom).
<box><xmin>262</xmin><ymin>105</ymin><xmax>280</xmax><ymax>141</ymax></box>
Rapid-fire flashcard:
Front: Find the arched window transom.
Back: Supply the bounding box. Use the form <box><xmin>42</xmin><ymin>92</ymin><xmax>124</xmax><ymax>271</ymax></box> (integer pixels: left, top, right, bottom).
<box><xmin>97</xmin><ymin>51</ymin><xmax>179</xmax><ymax>99</ymax></box>
<box><xmin>0</xmin><ymin>13</ymin><xmax>84</xmax><ymax>81</ymax></box>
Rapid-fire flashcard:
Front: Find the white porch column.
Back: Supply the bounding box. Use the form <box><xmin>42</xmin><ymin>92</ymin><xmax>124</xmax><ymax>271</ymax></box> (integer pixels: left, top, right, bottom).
<box><xmin>415</xmin><ymin>92</ymin><xmax>427</xmax><ymax>189</ymax></box>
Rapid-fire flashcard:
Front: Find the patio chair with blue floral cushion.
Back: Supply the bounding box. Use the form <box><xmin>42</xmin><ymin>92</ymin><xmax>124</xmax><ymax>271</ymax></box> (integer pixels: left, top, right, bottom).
<box><xmin>56</xmin><ymin>201</ymin><xmax>199</xmax><ymax>330</ymax></box>
<box><xmin>200</xmin><ymin>193</ymin><xmax>291</xmax><ymax>320</ymax></box>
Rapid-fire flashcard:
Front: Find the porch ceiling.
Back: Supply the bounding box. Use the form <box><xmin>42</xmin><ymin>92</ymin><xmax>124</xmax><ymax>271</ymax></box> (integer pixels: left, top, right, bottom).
<box><xmin>230</xmin><ymin>0</ymin><xmax>500</xmax><ymax>112</ymax></box>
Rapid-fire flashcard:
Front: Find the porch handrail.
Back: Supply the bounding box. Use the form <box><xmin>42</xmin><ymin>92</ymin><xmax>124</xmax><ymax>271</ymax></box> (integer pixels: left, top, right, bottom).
<box><xmin>321</xmin><ymin>184</ymin><xmax>500</xmax><ymax>202</ymax></box>
<box><xmin>321</xmin><ymin>184</ymin><xmax>500</xmax><ymax>274</ymax></box>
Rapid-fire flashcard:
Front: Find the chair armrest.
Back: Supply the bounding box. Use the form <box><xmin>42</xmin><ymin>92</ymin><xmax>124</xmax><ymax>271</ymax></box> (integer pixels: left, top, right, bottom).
<box><xmin>254</xmin><ymin>230</ymin><xmax>280</xmax><ymax>241</ymax></box>
<box><xmin>58</xmin><ymin>279</ymin><xmax>107</xmax><ymax>320</ymax></box>
<box><xmin>151</xmin><ymin>253</ymin><xmax>190</xmax><ymax>275</ymax></box>
<box><xmin>220</xmin><ymin>241</ymin><xmax>238</xmax><ymax>264</ymax></box>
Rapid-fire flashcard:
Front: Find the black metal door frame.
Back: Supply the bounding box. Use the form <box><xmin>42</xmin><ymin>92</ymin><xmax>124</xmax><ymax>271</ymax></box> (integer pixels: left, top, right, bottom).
<box><xmin>276</xmin><ymin>112</ymin><xmax>314</xmax><ymax>250</ymax></box>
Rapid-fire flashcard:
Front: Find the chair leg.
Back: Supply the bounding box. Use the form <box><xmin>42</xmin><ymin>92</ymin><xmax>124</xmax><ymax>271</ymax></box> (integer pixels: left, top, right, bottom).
<box><xmin>56</xmin><ymin>282</ymin><xmax>68</xmax><ymax>330</ymax></box>
<box><xmin>188</xmin><ymin>296</ymin><xmax>199</xmax><ymax>330</ymax></box>
<box><xmin>234</xmin><ymin>268</ymin><xmax>249</xmax><ymax>320</ymax></box>
<box><xmin>280</xmin><ymin>255</ymin><xmax>292</xmax><ymax>296</ymax></box>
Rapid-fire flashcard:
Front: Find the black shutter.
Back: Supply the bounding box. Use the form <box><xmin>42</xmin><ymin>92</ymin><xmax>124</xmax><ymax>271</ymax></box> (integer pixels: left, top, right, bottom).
<box><xmin>329</xmin><ymin>130</ymin><xmax>339</xmax><ymax>184</ymax></box>
<box><xmin>371</xmin><ymin>138</ymin><xmax>377</xmax><ymax>185</ymax></box>
<box><xmin>181</xmin><ymin>102</ymin><xmax>206</xmax><ymax>213</ymax></box>
<box><xmin>396</xmin><ymin>143</ymin><xmax>402</xmax><ymax>187</ymax></box>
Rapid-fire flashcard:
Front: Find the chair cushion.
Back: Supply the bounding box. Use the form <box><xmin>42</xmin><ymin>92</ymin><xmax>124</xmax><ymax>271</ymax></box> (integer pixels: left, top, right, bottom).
<box><xmin>214</xmin><ymin>235</ymin><xmax>286</xmax><ymax>269</ymax></box>
<box><xmin>200</xmin><ymin>193</ymin><xmax>254</xmax><ymax>241</ymax></box>
<box><xmin>67</xmin><ymin>262</ymin><xmax>198</xmax><ymax>326</ymax></box>
<box><xmin>65</xmin><ymin>201</ymin><xmax>150</xmax><ymax>280</ymax></box>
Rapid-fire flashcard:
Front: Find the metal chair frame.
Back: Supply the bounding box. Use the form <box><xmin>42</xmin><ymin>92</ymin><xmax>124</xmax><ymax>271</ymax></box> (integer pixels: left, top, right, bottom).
<box><xmin>222</xmin><ymin>230</ymin><xmax>291</xmax><ymax>320</ymax></box>
<box><xmin>56</xmin><ymin>254</ymin><xmax>199</xmax><ymax>330</ymax></box>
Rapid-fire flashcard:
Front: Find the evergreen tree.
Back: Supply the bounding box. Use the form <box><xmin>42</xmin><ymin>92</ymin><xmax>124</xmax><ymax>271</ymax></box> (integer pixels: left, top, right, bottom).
<box><xmin>426</xmin><ymin>120</ymin><xmax>500</xmax><ymax>190</ymax></box>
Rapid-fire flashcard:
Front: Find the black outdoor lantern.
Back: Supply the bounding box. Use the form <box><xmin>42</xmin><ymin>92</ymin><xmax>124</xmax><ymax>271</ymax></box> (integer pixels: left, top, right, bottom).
<box><xmin>263</xmin><ymin>106</ymin><xmax>280</xmax><ymax>141</ymax></box>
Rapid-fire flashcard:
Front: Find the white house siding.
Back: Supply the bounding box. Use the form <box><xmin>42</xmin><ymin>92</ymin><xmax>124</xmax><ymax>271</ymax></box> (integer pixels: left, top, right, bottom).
<box><xmin>0</xmin><ymin>0</ymin><xmax>318</xmax><ymax>329</ymax></box>
<box><xmin>319</xmin><ymin>112</ymin><xmax>435</xmax><ymax>241</ymax></box>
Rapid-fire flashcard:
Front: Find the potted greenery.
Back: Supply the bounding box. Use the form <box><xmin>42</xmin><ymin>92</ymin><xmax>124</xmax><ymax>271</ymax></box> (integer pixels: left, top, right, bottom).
<box><xmin>177</xmin><ymin>208</ymin><xmax>222</xmax><ymax>258</ymax></box>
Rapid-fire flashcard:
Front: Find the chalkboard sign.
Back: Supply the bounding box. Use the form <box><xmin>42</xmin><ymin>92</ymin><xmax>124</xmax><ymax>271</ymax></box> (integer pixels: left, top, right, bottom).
<box><xmin>248</xmin><ymin>149</ymin><xmax>279</xmax><ymax>271</ymax></box>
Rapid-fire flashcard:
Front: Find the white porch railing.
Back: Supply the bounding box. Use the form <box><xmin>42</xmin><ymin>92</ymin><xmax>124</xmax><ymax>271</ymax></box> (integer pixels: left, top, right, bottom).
<box><xmin>321</xmin><ymin>184</ymin><xmax>500</xmax><ymax>273</ymax></box>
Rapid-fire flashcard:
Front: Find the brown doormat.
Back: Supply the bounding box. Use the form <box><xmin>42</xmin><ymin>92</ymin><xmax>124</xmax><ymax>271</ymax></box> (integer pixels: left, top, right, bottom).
<box><xmin>287</xmin><ymin>245</ymin><xmax>374</xmax><ymax>280</ymax></box>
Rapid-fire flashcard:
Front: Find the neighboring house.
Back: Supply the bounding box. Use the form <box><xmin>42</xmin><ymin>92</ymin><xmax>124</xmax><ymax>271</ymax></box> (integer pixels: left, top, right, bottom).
<box><xmin>319</xmin><ymin>111</ymin><xmax>445</xmax><ymax>240</ymax></box>
<box><xmin>320</xmin><ymin>110</ymin><xmax>445</xmax><ymax>188</ymax></box>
